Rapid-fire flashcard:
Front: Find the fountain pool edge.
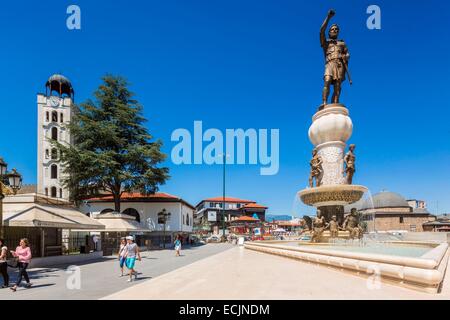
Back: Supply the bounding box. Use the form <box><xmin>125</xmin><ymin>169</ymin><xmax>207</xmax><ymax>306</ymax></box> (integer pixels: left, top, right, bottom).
<box><xmin>244</xmin><ymin>241</ymin><xmax>449</xmax><ymax>294</ymax></box>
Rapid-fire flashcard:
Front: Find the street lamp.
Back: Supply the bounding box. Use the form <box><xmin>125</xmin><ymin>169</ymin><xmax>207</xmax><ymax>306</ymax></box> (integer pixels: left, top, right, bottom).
<box><xmin>0</xmin><ymin>157</ymin><xmax>22</xmax><ymax>238</ymax></box>
<box><xmin>157</xmin><ymin>208</ymin><xmax>171</xmax><ymax>249</ymax></box>
<box><xmin>8</xmin><ymin>169</ymin><xmax>23</xmax><ymax>195</ymax></box>
<box><xmin>218</xmin><ymin>153</ymin><xmax>230</xmax><ymax>240</ymax></box>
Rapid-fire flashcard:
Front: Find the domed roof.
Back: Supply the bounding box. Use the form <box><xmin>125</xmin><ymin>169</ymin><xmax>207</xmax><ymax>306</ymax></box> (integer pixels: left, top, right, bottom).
<box><xmin>46</xmin><ymin>74</ymin><xmax>74</xmax><ymax>97</ymax></box>
<box><xmin>344</xmin><ymin>190</ymin><xmax>410</xmax><ymax>212</ymax></box>
<box><xmin>370</xmin><ymin>191</ymin><xmax>410</xmax><ymax>209</ymax></box>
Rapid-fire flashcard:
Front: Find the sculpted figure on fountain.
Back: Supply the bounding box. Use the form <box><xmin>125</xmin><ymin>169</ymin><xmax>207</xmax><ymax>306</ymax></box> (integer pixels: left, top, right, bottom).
<box><xmin>343</xmin><ymin>208</ymin><xmax>363</xmax><ymax>239</ymax></box>
<box><xmin>326</xmin><ymin>215</ymin><xmax>340</xmax><ymax>238</ymax></box>
<box><xmin>311</xmin><ymin>214</ymin><xmax>326</xmax><ymax>243</ymax></box>
<box><xmin>309</xmin><ymin>148</ymin><xmax>323</xmax><ymax>188</ymax></box>
<box><xmin>344</xmin><ymin>144</ymin><xmax>356</xmax><ymax>184</ymax></box>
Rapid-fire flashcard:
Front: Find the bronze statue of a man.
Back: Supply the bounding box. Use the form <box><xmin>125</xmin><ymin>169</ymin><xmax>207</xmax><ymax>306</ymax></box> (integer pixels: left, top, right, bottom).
<box><xmin>344</xmin><ymin>144</ymin><xmax>356</xmax><ymax>184</ymax></box>
<box><xmin>320</xmin><ymin>9</ymin><xmax>350</xmax><ymax>108</ymax></box>
<box><xmin>309</xmin><ymin>148</ymin><xmax>323</xmax><ymax>188</ymax></box>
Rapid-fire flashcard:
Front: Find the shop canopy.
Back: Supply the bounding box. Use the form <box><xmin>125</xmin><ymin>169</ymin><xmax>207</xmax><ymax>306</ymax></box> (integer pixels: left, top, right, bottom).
<box><xmin>87</xmin><ymin>212</ymin><xmax>152</xmax><ymax>233</ymax></box>
<box><xmin>3</xmin><ymin>203</ymin><xmax>105</xmax><ymax>230</ymax></box>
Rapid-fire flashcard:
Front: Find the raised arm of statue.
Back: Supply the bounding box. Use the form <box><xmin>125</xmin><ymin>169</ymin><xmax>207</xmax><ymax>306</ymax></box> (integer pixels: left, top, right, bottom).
<box><xmin>320</xmin><ymin>9</ymin><xmax>335</xmax><ymax>48</ymax></box>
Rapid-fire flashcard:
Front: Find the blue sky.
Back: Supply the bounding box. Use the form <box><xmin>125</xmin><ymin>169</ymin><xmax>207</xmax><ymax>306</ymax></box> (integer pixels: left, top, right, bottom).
<box><xmin>0</xmin><ymin>0</ymin><xmax>449</xmax><ymax>215</ymax></box>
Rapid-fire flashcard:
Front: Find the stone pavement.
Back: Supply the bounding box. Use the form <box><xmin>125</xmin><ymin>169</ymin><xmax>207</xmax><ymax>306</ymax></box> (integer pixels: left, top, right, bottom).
<box><xmin>0</xmin><ymin>243</ymin><xmax>233</xmax><ymax>300</ymax></box>
<box><xmin>104</xmin><ymin>246</ymin><xmax>450</xmax><ymax>300</ymax></box>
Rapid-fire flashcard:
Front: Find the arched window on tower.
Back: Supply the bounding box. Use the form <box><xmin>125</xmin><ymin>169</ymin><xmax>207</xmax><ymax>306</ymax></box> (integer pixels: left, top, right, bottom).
<box><xmin>45</xmin><ymin>188</ymin><xmax>48</xmax><ymax>196</ymax></box>
<box><xmin>46</xmin><ymin>112</ymin><xmax>49</xmax><ymax>122</ymax></box>
<box><xmin>51</xmin><ymin>148</ymin><xmax>57</xmax><ymax>160</ymax></box>
<box><xmin>52</xmin><ymin>111</ymin><xmax>58</xmax><ymax>122</ymax></box>
<box><xmin>51</xmin><ymin>164</ymin><xmax>58</xmax><ymax>179</ymax></box>
<box><xmin>51</xmin><ymin>187</ymin><xmax>57</xmax><ymax>198</ymax></box>
<box><xmin>59</xmin><ymin>188</ymin><xmax>63</xmax><ymax>198</ymax></box>
<box><xmin>122</xmin><ymin>208</ymin><xmax>141</xmax><ymax>223</ymax></box>
<box><xmin>51</xmin><ymin>127</ymin><xmax>58</xmax><ymax>141</ymax></box>
<box><xmin>45</xmin><ymin>149</ymin><xmax>49</xmax><ymax>159</ymax></box>
<box><xmin>60</xmin><ymin>113</ymin><xmax>64</xmax><ymax>123</ymax></box>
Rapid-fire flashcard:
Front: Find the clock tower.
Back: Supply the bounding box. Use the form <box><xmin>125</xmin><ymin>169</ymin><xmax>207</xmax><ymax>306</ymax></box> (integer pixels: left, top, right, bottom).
<box><xmin>37</xmin><ymin>74</ymin><xmax>74</xmax><ymax>199</ymax></box>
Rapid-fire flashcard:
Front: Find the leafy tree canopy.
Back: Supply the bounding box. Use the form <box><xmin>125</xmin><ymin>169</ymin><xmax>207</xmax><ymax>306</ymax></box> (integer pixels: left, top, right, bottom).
<box><xmin>54</xmin><ymin>75</ymin><xmax>169</xmax><ymax>212</ymax></box>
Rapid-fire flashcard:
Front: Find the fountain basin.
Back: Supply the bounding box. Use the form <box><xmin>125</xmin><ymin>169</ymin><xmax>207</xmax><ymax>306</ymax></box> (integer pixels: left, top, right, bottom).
<box><xmin>298</xmin><ymin>184</ymin><xmax>367</xmax><ymax>207</ymax></box>
<box><xmin>245</xmin><ymin>241</ymin><xmax>449</xmax><ymax>293</ymax></box>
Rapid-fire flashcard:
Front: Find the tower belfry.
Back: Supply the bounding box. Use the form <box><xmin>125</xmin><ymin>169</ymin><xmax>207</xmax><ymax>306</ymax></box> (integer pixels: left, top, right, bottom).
<box><xmin>37</xmin><ymin>74</ymin><xmax>74</xmax><ymax>199</ymax></box>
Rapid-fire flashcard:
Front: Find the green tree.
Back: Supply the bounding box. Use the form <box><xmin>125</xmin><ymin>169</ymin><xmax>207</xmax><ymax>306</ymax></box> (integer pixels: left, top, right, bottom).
<box><xmin>54</xmin><ymin>75</ymin><xmax>169</xmax><ymax>212</ymax></box>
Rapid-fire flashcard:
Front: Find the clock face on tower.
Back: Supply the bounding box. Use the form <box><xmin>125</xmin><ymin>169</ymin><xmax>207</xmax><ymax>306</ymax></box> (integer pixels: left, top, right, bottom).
<box><xmin>48</xmin><ymin>96</ymin><xmax>60</xmax><ymax>107</ymax></box>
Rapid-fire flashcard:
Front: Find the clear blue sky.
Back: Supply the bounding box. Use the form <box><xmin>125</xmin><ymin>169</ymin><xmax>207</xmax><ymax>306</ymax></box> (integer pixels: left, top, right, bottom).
<box><xmin>0</xmin><ymin>0</ymin><xmax>449</xmax><ymax>216</ymax></box>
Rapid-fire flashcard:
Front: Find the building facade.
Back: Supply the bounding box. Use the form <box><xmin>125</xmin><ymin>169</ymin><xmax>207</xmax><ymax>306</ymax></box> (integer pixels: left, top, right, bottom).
<box><xmin>37</xmin><ymin>74</ymin><xmax>74</xmax><ymax>199</ymax></box>
<box><xmin>80</xmin><ymin>192</ymin><xmax>195</xmax><ymax>247</ymax></box>
<box><xmin>194</xmin><ymin>196</ymin><xmax>268</xmax><ymax>234</ymax></box>
<box><xmin>346</xmin><ymin>191</ymin><xmax>435</xmax><ymax>232</ymax></box>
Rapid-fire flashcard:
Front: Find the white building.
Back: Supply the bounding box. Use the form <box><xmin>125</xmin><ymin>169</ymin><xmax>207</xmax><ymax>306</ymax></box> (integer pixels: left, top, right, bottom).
<box><xmin>79</xmin><ymin>192</ymin><xmax>195</xmax><ymax>248</ymax></box>
<box><xmin>37</xmin><ymin>74</ymin><xmax>74</xmax><ymax>199</ymax></box>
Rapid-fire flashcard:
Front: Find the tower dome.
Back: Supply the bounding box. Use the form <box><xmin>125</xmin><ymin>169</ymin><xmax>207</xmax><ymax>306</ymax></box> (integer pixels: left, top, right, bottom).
<box><xmin>45</xmin><ymin>74</ymin><xmax>74</xmax><ymax>98</ymax></box>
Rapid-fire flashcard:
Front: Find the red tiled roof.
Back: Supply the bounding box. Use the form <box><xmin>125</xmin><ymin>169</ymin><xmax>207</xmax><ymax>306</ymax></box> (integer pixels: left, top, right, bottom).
<box><xmin>234</xmin><ymin>216</ymin><xmax>259</xmax><ymax>222</ymax></box>
<box><xmin>87</xmin><ymin>192</ymin><xmax>179</xmax><ymax>201</ymax></box>
<box><xmin>242</xmin><ymin>203</ymin><xmax>268</xmax><ymax>209</ymax></box>
<box><xmin>202</xmin><ymin>197</ymin><xmax>255</xmax><ymax>203</ymax></box>
<box><xmin>84</xmin><ymin>192</ymin><xmax>195</xmax><ymax>209</ymax></box>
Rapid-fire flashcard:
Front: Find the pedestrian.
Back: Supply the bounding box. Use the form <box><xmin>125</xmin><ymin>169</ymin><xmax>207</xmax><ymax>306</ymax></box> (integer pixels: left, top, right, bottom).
<box><xmin>0</xmin><ymin>238</ymin><xmax>9</xmax><ymax>288</ymax></box>
<box><xmin>10</xmin><ymin>238</ymin><xmax>32</xmax><ymax>292</ymax></box>
<box><xmin>174</xmin><ymin>235</ymin><xmax>181</xmax><ymax>257</ymax></box>
<box><xmin>118</xmin><ymin>237</ymin><xmax>127</xmax><ymax>277</ymax></box>
<box><xmin>124</xmin><ymin>236</ymin><xmax>141</xmax><ymax>282</ymax></box>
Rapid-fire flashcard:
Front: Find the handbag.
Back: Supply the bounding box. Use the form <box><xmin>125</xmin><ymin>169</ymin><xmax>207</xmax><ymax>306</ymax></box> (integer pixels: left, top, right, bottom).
<box><xmin>7</xmin><ymin>256</ymin><xmax>19</xmax><ymax>268</ymax></box>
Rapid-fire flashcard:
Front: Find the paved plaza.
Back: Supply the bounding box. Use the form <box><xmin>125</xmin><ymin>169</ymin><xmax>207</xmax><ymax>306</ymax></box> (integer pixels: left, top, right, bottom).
<box><xmin>105</xmin><ymin>245</ymin><xmax>450</xmax><ymax>300</ymax></box>
<box><xmin>1</xmin><ymin>243</ymin><xmax>449</xmax><ymax>300</ymax></box>
<box><xmin>0</xmin><ymin>244</ymin><xmax>232</xmax><ymax>300</ymax></box>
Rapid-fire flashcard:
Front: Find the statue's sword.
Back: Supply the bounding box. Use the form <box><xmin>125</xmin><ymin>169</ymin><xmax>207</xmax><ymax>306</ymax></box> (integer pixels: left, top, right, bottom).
<box><xmin>341</xmin><ymin>58</ymin><xmax>353</xmax><ymax>85</ymax></box>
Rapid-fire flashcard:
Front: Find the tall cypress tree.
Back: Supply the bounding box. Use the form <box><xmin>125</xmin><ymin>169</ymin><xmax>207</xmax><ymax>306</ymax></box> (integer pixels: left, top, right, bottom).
<box><xmin>54</xmin><ymin>75</ymin><xmax>169</xmax><ymax>212</ymax></box>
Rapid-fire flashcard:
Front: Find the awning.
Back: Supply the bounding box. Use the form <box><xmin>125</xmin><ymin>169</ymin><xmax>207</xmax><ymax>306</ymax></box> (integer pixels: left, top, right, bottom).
<box><xmin>3</xmin><ymin>204</ymin><xmax>105</xmax><ymax>230</ymax></box>
<box><xmin>90</xmin><ymin>212</ymin><xmax>152</xmax><ymax>233</ymax></box>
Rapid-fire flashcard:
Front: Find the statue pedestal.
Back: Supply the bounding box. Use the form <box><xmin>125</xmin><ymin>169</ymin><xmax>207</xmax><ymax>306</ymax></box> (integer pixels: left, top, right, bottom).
<box><xmin>300</xmin><ymin>103</ymin><xmax>367</xmax><ymax>223</ymax></box>
<box><xmin>308</xmin><ymin>104</ymin><xmax>352</xmax><ymax>185</ymax></box>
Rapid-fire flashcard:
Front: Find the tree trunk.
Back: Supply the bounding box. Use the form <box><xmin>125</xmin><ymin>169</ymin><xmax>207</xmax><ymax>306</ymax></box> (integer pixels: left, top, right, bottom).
<box><xmin>113</xmin><ymin>192</ymin><xmax>121</xmax><ymax>212</ymax></box>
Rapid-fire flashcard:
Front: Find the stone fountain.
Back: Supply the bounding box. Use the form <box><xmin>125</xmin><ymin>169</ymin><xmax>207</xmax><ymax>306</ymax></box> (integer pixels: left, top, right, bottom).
<box><xmin>297</xmin><ymin>9</ymin><xmax>367</xmax><ymax>240</ymax></box>
<box><xmin>244</xmin><ymin>10</ymin><xmax>449</xmax><ymax>294</ymax></box>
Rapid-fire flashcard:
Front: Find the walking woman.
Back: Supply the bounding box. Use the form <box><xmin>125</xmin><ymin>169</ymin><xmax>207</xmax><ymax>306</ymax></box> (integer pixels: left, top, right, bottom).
<box><xmin>0</xmin><ymin>239</ymin><xmax>9</xmax><ymax>288</ymax></box>
<box><xmin>174</xmin><ymin>235</ymin><xmax>181</xmax><ymax>257</ymax></box>
<box><xmin>10</xmin><ymin>238</ymin><xmax>32</xmax><ymax>292</ymax></box>
<box><xmin>118</xmin><ymin>237</ymin><xmax>127</xmax><ymax>277</ymax></box>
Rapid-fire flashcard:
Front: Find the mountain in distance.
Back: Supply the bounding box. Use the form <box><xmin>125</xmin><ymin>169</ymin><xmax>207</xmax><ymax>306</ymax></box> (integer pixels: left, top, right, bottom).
<box><xmin>265</xmin><ymin>214</ymin><xmax>293</xmax><ymax>222</ymax></box>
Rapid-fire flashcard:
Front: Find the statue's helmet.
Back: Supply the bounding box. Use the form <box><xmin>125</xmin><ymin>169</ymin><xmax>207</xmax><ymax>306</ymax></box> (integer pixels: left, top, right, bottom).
<box><xmin>349</xmin><ymin>144</ymin><xmax>356</xmax><ymax>150</ymax></box>
<box><xmin>328</xmin><ymin>24</ymin><xmax>339</xmax><ymax>39</ymax></box>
